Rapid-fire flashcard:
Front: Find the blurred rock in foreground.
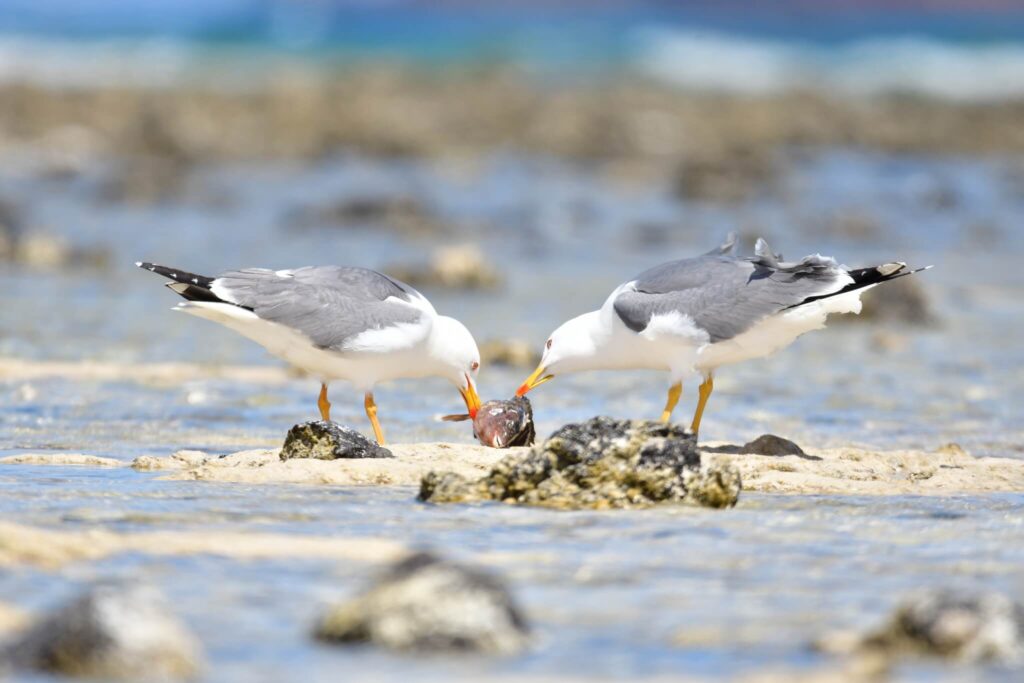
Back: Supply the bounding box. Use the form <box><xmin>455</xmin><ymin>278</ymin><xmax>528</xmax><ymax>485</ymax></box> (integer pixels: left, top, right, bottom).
<box><xmin>674</xmin><ymin>145</ymin><xmax>782</xmax><ymax>203</ymax></box>
<box><xmin>285</xmin><ymin>194</ymin><xmax>449</xmax><ymax>238</ymax></box>
<box><xmin>387</xmin><ymin>244</ymin><xmax>502</xmax><ymax>291</ymax></box>
<box><xmin>818</xmin><ymin>588</ymin><xmax>1024</xmax><ymax>667</ymax></box>
<box><xmin>315</xmin><ymin>551</ymin><xmax>529</xmax><ymax>655</ymax></box>
<box><xmin>3</xmin><ymin>582</ymin><xmax>202</xmax><ymax>680</ymax></box>
<box><xmin>420</xmin><ymin>416</ymin><xmax>741</xmax><ymax>509</ymax></box>
<box><xmin>479</xmin><ymin>338</ymin><xmax>541</xmax><ymax>368</ymax></box>
<box><xmin>858</xmin><ymin>275</ymin><xmax>936</xmax><ymax>326</ymax></box>
<box><xmin>0</xmin><ymin>198</ymin><xmax>111</xmax><ymax>270</ymax></box>
<box><xmin>281</xmin><ymin>421</ymin><xmax>393</xmax><ymax>460</ymax></box>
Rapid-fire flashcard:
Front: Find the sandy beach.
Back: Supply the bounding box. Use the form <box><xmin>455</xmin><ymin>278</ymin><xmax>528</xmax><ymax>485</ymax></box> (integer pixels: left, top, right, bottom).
<box><xmin>5</xmin><ymin>441</ymin><xmax>1021</xmax><ymax>496</ymax></box>
<box><xmin>0</xmin><ymin>520</ymin><xmax>407</xmax><ymax>570</ymax></box>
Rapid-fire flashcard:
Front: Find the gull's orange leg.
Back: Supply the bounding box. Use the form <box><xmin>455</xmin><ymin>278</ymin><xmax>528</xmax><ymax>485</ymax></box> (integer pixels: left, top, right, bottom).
<box><xmin>659</xmin><ymin>382</ymin><xmax>683</xmax><ymax>423</ymax></box>
<box><xmin>318</xmin><ymin>383</ymin><xmax>332</xmax><ymax>422</ymax></box>
<box><xmin>690</xmin><ymin>375</ymin><xmax>714</xmax><ymax>435</ymax></box>
<box><xmin>364</xmin><ymin>392</ymin><xmax>386</xmax><ymax>445</ymax></box>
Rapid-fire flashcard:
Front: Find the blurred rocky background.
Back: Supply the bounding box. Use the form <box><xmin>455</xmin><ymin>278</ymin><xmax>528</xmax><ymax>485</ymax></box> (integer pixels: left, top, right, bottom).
<box><xmin>1</xmin><ymin>0</ymin><xmax>1022</xmax><ymax>455</ymax></box>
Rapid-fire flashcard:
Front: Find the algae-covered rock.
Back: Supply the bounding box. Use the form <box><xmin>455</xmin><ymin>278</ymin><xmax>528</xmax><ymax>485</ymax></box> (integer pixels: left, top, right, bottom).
<box><xmin>315</xmin><ymin>551</ymin><xmax>529</xmax><ymax>655</ymax></box>
<box><xmin>420</xmin><ymin>416</ymin><xmax>741</xmax><ymax>509</ymax></box>
<box><xmin>3</xmin><ymin>582</ymin><xmax>202</xmax><ymax>680</ymax></box>
<box><xmin>280</xmin><ymin>421</ymin><xmax>392</xmax><ymax>460</ymax></box>
<box><xmin>819</xmin><ymin>588</ymin><xmax>1024</xmax><ymax>666</ymax></box>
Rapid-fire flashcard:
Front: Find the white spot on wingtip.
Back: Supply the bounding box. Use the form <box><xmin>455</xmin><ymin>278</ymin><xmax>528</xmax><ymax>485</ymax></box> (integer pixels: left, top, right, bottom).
<box><xmin>134</xmin><ymin>261</ymin><xmax>142</xmax><ymax>268</ymax></box>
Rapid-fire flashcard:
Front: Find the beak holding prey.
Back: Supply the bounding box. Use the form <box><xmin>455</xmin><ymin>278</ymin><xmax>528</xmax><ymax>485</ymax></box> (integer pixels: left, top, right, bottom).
<box><xmin>516</xmin><ymin>364</ymin><xmax>554</xmax><ymax>397</ymax></box>
<box><xmin>459</xmin><ymin>375</ymin><xmax>482</xmax><ymax>418</ymax></box>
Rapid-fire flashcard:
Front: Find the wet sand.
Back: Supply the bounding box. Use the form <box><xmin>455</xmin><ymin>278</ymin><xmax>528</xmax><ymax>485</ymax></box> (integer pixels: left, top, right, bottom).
<box><xmin>0</xmin><ymin>602</ymin><xmax>28</xmax><ymax>635</ymax></box>
<box><xmin>0</xmin><ymin>521</ymin><xmax>406</xmax><ymax>570</ymax></box>
<box><xmin>6</xmin><ymin>442</ymin><xmax>1022</xmax><ymax>495</ymax></box>
<box><xmin>132</xmin><ymin>444</ymin><xmax>505</xmax><ymax>485</ymax></box>
<box><xmin>0</xmin><ymin>357</ymin><xmax>291</xmax><ymax>385</ymax></box>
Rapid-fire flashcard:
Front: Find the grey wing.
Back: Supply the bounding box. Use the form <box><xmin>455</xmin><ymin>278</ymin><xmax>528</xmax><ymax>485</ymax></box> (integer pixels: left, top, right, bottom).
<box><xmin>211</xmin><ymin>266</ymin><xmax>427</xmax><ymax>351</ymax></box>
<box><xmin>613</xmin><ymin>242</ymin><xmax>849</xmax><ymax>343</ymax></box>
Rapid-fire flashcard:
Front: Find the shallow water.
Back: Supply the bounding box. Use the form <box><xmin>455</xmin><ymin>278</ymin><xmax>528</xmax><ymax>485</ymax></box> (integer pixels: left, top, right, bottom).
<box><xmin>0</xmin><ymin>148</ymin><xmax>1023</xmax><ymax>679</ymax></box>
<box><xmin>1</xmin><ymin>465</ymin><xmax>1022</xmax><ymax>682</ymax></box>
<box><xmin>1</xmin><ymin>149</ymin><xmax>1022</xmax><ymax>457</ymax></box>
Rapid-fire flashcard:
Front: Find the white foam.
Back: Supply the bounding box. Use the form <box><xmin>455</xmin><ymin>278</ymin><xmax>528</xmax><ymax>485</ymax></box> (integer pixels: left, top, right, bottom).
<box><xmin>633</xmin><ymin>28</ymin><xmax>1024</xmax><ymax>102</ymax></box>
<box><xmin>0</xmin><ymin>36</ymin><xmax>298</xmax><ymax>91</ymax></box>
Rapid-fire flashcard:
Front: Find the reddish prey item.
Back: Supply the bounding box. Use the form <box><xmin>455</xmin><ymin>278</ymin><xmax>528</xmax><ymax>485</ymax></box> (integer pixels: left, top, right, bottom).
<box><xmin>442</xmin><ymin>396</ymin><xmax>535</xmax><ymax>448</ymax></box>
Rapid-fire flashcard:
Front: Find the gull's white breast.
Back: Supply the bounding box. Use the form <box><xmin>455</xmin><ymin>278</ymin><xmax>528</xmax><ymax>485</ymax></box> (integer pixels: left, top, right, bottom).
<box><xmin>175</xmin><ymin>302</ymin><xmax>435</xmax><ymax>389</ymax></box>
<box><xmin>695</xmin><ymin>288</ymin><xmax>866</xmax><ymax>371</ymax></box>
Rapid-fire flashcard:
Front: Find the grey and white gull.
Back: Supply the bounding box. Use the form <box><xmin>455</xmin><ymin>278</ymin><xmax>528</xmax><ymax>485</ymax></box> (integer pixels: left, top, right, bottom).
<box><xmin>137</xmin><ymin>262</ymin><xmax>482</xmax><ymax>444</ymax></box>
<box><xmin>517</xmin><ymin>235</ymin><xmax>930</xmax><ymax>434</ymax></box>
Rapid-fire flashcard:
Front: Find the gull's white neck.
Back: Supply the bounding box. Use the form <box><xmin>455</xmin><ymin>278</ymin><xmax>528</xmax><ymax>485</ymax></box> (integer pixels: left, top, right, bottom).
<box><xmin>555</xmin><ymin>309</ymin><xmax>665</xmax><ymax>373</ymax></box>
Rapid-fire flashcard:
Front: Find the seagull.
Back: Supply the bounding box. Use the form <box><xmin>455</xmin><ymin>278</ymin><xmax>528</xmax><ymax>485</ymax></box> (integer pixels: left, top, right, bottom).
<box><xmin>516</xmin><ymin>235</ymin><xmax>930</xmax><ymax>434</ymax></box>
<box><xmin>137</xmin><ymin>262</ymin><xmax>482</xmax><ymax>444</ymax></box>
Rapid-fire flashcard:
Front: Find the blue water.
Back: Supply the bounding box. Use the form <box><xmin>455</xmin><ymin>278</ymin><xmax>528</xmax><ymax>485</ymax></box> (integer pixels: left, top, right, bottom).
<box><xmin>0</xmin><ymin>7</ymin><xmax>1022</xmax><ymax>679</ymax></box>
<box><xmin>3</xmin><ymin>1</ymin><xmax>1024</xmax><ymax>98</ymax></box>
<box><xmin>1</xmin><ymin>464</ymin><xmax>1022</xmax><ymax>682</ymax></box>
<box><xmin>1</xmin><ymin>150</ymin><xmax>1022</xmax><ymax>458</ymax></box>
<box><xmin>5</xmin><ymin>1</ymin><xmax>1024</xmax><ymax>46</ymax></box>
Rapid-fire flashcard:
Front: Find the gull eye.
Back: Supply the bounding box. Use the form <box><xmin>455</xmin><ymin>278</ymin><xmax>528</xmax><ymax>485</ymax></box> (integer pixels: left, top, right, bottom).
<box><xmin>545</xmin><ymin>339</ymin><xmax>552</xmax><ymax>350</ymax></box>
<box><xmin>471</xmin><ymin>361</ymin><xmax>480</xmax><ymax>371</ymax></box>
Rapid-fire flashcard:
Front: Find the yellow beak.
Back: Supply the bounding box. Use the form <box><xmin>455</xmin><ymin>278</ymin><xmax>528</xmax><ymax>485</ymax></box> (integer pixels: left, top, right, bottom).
<box><xmin>459</xmin><ymin>376</ymin><xmax>482</xmax><ymax>418</ymax></box>
<box><xmin>516</xmin><ymin>364</ymin><xmax>554</xmax><ymax>397</ymax></box>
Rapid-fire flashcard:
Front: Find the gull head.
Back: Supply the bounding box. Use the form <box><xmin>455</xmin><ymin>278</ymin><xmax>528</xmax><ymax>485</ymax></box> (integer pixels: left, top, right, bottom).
<box><xmin>517</xmin><ymin>311</ymin><xmax>604</xmax><ymax>396</ymax></box>
<box><xmin>431</xmin><ymin>315</ymin><xmax>482</xmax><ymax>417</ymax></box>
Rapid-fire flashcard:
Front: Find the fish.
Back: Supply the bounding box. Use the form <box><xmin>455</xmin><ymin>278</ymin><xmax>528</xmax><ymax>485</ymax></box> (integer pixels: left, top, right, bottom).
<box><xmin>442</xmin><ymin>395</ymin><xmax>535</xmax><ymax>448</ymax></box>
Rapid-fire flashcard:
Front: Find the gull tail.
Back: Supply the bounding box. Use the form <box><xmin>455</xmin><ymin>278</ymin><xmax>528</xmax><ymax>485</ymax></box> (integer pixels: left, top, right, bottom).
<box><xmin>787</xmin><ymin>262</ymin><xmax>933</xmax><ymax>309</ymax></box>
<box><xmin>136</xmin><ymin>261</ymin><xmax>223</xmax><ymax>304</ymax></box>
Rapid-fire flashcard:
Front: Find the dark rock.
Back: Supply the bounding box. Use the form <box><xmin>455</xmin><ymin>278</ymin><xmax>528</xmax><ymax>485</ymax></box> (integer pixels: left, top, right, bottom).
<box><xmin>444</xmin><ymin>396</ymin><xmax>535</xmax><ymax>448</ymax></box>
<box><xmin>420</xmin><ymin>416</ymin><xmax>741</xmax><ymax>509</ymax></box>
<box><xmin>280</xmin><ymin>420</ymin><xmax>393</xmax><ymax>460</ymax></box>
<box><xmin>740</xmin><ymin>434</ymin><xmax>806</xmax><ymax>457</ymax></box>
<box><xmin>819</xmin><ymin>588</ymin><xmax>1024</xmax><ymax>665</ymax></box>
<box><xmin>3</xmin><ymin>582</ymin><xmax>202</xmax><ymax>680</ymax></box>
<box><xmin>703</xmin><ymin>434</ymin><xmax>821</xmax><ymax>460</ymax></box>
<box><xmin>315</xmin><ymin>551</ymin><xmax>529</xmax><ymax>655</ymax></box>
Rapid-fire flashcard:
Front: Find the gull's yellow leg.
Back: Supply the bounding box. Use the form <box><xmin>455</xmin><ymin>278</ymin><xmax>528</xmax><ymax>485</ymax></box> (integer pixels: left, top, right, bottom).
<box><xmin>364</xmin><ymin>392</ymin><xmax>386</xmax><ymax>445</ymax></box>
<box><xmin>660</xmin><ymin>382</ymin><xmax>683</xmax><ymax>423</ymax></box>
<box><xmin>318</xmin><ymin>383</ymin><xmax>332</xmax><ymax>422</ymax></box>
<box><xmin>690</xmin><ymin>375</ymin><xmax>714</xmax><ymax>434</ymax></box>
